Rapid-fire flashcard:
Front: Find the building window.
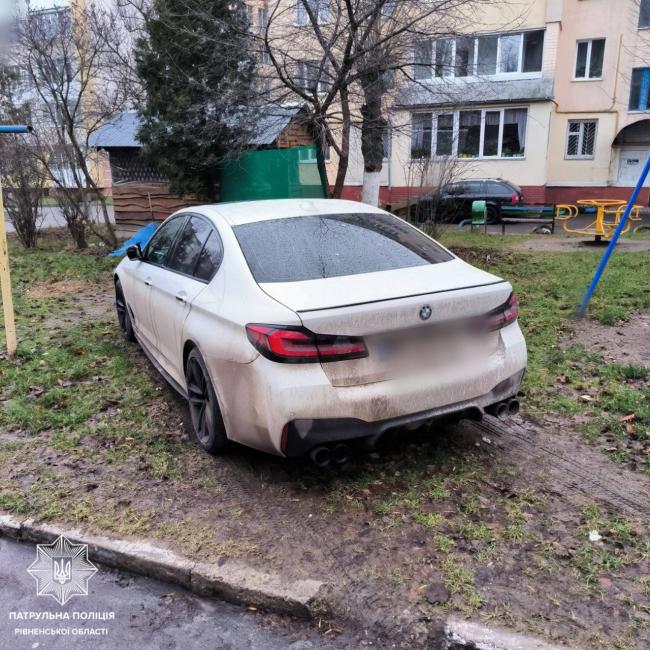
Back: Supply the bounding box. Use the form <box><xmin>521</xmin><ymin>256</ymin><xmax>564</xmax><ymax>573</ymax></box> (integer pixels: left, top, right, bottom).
<box><xmin>296</xmin><ymin>0</ymin><xmax>328</xmax><ymax>26</ymax></box>
<box><xmin>295</xmin><ymin>61</ymin><xmax>329</xmax><ymax>94</ymax></box>
<box><xmin>566</xmin><ymin>120</ymin><xmax>597</xmax><ymax>159</ymax></box>
<box><xmin>411</xmin><ymin>108</ymin><xmax>527</xmax><ymax>159</ymax></box>
<box><xmin>257</xmin><ymin>7</ymin><xmax>270</xmax><ymax>64</ymax></box>
<box><xmin>639</xmin><ymin>0</ymin><xmax>650</xmax><ymax>28</ymax></box>
<box><xmin>454</xmin><ymin>37</ymin><xmax>474</xmax><ymax>77</ymax></box>
<box><xmin>299</xmin><ymin>146</ymin><xmax>330</xmax><ymax>163</ymax></box>
<box><xmin>413</xmin><ymin>30</ymin><xmax>544</xmax><ymax>80</ymax></box>
<box><xmin>574</xmin><ymin>39</ymin><xmax>605</xmax><ymax>79</ymax></box>
<box><xmin>435</xmin><ymin>38</ymin><xmax>453</xmax><ymax>78</ymax></box>
<box><xmin>458</xmin><ymin>110</ymin><xmax>481</xmax><ymax>157</ymax></box>
<box><xmin>435</xmin><ymin>114</ymin><xmax>454</xmax><ymax>156</ymax></box>
<box><xmin>411</xmin><ymin>113</ymin><xmax>433</xmax><ymax>158</ymax></box>
<box><xmin>629</xmin><ymin>68</ymin><xmax>650</xmax><ymax>111</ymax></box>
<box><xmin>477</xmin><ymin>36</ymin><xmax>498</xmax><ymax>76</ymax></box>
<box><xmin>414</xmin><ymin>40</ymin><xmax>432</xmax><ymax>80</ymax></box>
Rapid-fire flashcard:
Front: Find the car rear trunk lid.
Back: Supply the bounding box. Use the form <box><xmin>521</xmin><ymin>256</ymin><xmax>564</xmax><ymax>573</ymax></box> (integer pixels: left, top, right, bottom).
<box><xmin>260</xmin><ymin>260</ymin><xmax>512</xmax><ymax>386</ymax></box>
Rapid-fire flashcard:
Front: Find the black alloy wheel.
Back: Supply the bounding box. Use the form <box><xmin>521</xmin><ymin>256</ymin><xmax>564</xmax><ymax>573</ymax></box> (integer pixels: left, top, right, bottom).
<box><xmin>115</xmin><ymin>280</ymin><xmax>135</xmax><ymax>342</ymax></box>
<box><xmin>185</xmin><ymin>349</ymin><xmax>229</xmax><ymax>454</ymax></box>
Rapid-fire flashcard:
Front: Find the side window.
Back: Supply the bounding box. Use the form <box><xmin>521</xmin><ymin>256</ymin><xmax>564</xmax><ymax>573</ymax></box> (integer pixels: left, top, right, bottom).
<box><xmin>446</xmin><ymin>182</ymin><xmax>464</xmax><ymax>195</ymax></box>
<box><xmin>167</xmin><ymin>216</ymin><xmax>212</xmax><ymax>275</ymax></box>
<box><xmin>486</xmin><ymin>181</ymin><xmax>508</xmax><ymax>196</ymax></box>
<box><xmin>194</xmin><ymin>231</ymin><xmax>224</xmax><ymax>282</ymax></box>
<box><xmin>466</xmin><ymin>181</ymin><xmax>485</xmax><ymax>194</ymax></box>
<box><xmin>144</xmin><ymin>216</ymin><xmax>186</xmax><ymax>266</ymax></box>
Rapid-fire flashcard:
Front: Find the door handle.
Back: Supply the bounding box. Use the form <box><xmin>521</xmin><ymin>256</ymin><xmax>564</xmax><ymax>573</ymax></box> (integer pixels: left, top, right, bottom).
<box><xmin>175</xmin><ymin>294</ymin><xmax>187</xmax><ymax>304</ymax></box>
<box><xmin>144</xmin><ymin>279</ymin><xmax>152</xmax><ymax>287</ymax></box>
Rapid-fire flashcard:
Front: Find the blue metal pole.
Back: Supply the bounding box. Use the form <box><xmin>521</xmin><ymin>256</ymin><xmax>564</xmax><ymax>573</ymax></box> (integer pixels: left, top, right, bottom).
<box><xmin>0</xmin><ymin>125</ymin><xmax>32</xmax><ymax>134</ymax></box>
<box><xmin>577</xmin><ymin>154</ymin><xmax>650</xmax><ymax>318</ymax></box>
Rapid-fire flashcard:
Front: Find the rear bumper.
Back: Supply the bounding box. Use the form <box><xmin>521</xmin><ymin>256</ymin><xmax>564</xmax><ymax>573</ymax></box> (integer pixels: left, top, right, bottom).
<box><xmin>211</xmin><ymin>321</ymin><xmax>527</xmax><ymax>456</ymax></box>
<box><xmin>283</xmin><ymin>370</ymin><xmax>524</xmax><ymax>456</ymax></box>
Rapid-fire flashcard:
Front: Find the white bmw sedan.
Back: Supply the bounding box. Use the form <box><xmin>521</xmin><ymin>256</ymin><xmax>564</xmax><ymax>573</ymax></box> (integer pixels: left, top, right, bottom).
<box><xmin>114</xmin><ymin>199</ymin><xmax>527</xmax><ymax>464</ymax></box>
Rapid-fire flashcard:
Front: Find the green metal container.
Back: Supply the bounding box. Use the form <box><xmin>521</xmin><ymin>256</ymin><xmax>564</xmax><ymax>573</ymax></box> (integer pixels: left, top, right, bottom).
<box><xmin>220</xmin><ymin>146</ymin><xmax>327</xmax><ymax>202</ymax></box>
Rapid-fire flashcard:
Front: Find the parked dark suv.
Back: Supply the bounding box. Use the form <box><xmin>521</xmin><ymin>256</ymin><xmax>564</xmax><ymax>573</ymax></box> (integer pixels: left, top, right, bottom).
<box><xmin>411</xmin><ymin>178</ymin><xmax>524</xmax><ymax>224</ymax></box>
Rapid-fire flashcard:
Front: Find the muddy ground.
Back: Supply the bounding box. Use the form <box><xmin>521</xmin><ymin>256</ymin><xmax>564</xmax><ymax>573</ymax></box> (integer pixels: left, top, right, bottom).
<box><xmin>1</xmin><ymin>287</ymin><xmax>649</xmax><ymax>649</ymax></box>
<box><xmin>516</xmin><ymin>238</ymin><xmax>650</xmax><ymax>254</ymax></box>
<box><xmin>565</xmin><ymin>312</ymin><xmax>650</xmax><ymax>367</ymax></box>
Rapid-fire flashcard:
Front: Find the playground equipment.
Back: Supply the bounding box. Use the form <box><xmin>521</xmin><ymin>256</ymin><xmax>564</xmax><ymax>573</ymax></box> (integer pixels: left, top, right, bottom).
<box><xmin>578</xmin><ymin>155</ymin><xmax>650</xmax><ymax>317</ymax></box>
<box><xmin>556</xmin><ymin>199</ymin><xmax>643</xmax><ymax>242</ymax></box>
<box><xmin>0</xmin><ymin>124</ymin><xmax>32</xmax><ymax>360</ymax></box>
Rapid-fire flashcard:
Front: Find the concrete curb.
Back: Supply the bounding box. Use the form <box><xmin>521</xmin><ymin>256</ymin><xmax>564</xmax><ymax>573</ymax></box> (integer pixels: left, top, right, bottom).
<box><xmin>0</xmin><ymin>514</ymin><xmax>324</xmax><ymax>618</ymax></box>
<box><xmin>445</xmin><ymin>617</ymin><xmax>584</xmax><ymax>650</ymax></box>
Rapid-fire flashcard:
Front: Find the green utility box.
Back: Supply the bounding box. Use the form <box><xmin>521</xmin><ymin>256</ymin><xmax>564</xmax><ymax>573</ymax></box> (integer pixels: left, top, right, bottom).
<box><xmin>471</xmin><ymin>200</ymin><xmax>487</xmax><ymax>226</ymax></box>
<box><xmin>220</xmin><ymin>145</ymin><xmax>327</xmax><ymax>202</ymax></box>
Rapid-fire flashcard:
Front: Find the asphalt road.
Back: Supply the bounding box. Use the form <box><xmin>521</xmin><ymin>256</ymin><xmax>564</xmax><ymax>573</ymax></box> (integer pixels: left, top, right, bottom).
<box><xmin>0</xmin><ymin>537</ymin><xmax>354</xmax><ymax>650</ymax></box>
<box><xmin>4</xmin><ymin>205</ymin><xmax>115</xmax><ymax>234</ymax></box>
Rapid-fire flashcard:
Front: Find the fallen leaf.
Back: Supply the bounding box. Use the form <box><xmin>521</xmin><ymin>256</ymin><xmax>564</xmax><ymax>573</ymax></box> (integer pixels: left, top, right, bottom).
<box><xmin>28</xmin><ymin>386</ymin><xmax>44</xmax><ymax>397</ymax></box>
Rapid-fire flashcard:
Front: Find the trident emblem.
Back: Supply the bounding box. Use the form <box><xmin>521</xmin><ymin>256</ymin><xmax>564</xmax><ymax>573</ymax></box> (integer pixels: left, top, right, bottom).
<box><xmin>52</xmin><ymin>558</ymin><xmax>72</xmax><ymax>584</ymax></box>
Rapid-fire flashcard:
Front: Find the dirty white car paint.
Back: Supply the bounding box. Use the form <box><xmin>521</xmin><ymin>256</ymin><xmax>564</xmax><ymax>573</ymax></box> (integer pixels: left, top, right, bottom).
<box><xmin>113</xmin><ymin>199</ymin><xmax>527</xmax><ymax>461</ymax></box>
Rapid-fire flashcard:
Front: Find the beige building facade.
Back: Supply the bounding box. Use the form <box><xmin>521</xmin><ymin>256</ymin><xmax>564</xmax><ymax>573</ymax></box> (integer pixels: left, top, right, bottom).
<box><xmin>333</xmin><ymin>0</ymin><xmax>650</xmax><ymax>206</ymax></box>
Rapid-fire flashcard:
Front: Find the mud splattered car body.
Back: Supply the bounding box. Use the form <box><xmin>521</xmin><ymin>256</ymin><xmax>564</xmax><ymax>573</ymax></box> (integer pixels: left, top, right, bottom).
<box><xmin>114</xmin><ymin>199</ymin><xmax>527</xmax><ymax>459</ymax></box>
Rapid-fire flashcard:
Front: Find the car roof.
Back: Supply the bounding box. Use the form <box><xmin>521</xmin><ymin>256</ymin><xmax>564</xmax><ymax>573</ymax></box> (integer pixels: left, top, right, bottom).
<box><xmin>449</xmin><ymin>178</ymin><xmax>510</xmax><ymax>183</ymax></box>
<box><xmin>189</xmin><ymin>199</ymin><xmax>386</xmax><ymax>226</ymax></box>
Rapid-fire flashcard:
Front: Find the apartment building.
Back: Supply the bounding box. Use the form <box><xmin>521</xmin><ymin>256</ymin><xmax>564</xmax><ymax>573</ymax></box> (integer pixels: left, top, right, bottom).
<box><xmin>334</xmin><ymin>0</ymin><xmax>650</xmax><ymax>206</ymax></box>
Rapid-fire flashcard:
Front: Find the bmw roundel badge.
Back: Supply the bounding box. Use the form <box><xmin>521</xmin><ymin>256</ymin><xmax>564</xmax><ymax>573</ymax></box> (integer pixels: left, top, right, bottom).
<box><xmin>419</xmin><ymin>305</ymin><xmax>432</xmax><ymax>321</ymax></box>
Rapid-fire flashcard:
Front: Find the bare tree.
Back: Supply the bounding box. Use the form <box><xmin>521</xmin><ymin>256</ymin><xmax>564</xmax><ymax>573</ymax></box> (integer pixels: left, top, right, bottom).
<box><xmin>98</xmin><ymin>0</ymin><xmax>514</xmax><ymax>207</ymax></box>
<box><xmin>0</xmin><ymin>63</ymin><xmax>46</xmax><ymax>249</ymax></box>
<box><xmin>254</xmin><ymin>0</ymin><xmax>498</xmax><ymax>204</ymax></box>
<box><xmin>13</xmin><ymin>1</ymin><xmax>131</xmax><ymax>248</ymax></box>
<box><xmin>403</xmin><ymin>153</ymin><xmax>476</xmax><ymax>237</ymax></box>
<box><xmin>0</xmin><ymin>136</ymin><xmax>47</xmax><ymax>249</ymax></box>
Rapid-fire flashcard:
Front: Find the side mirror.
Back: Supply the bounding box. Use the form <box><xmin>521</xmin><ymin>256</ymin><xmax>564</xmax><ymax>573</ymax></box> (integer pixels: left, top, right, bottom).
<box><xmin>126</xmin><ymin>244</ymin><xmax>142</xmax><ymax>261</ymax></box>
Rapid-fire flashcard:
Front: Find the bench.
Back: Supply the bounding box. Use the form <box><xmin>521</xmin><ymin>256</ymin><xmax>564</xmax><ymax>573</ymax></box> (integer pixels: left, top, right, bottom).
<box><xmin>500</xmin><ymin>215</ymin><xmax>556</xmax><ymax>235</ymax></box>
<box><xmin>499</xmin><ymin>205</ymin><xmax>557</xmax><ymax>235</ymax></box>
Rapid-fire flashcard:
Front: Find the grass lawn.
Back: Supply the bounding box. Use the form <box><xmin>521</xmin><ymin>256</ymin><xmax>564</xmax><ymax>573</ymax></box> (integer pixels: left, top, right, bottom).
<box><xmin>0</xmin><ymin>231</ymin><xmax>648</xmax><ymax>648</ymax></box>
<box><xmin>437</xmin><ymin>231</ymin><xmax>650</xmax><ymax>472</ymax></box>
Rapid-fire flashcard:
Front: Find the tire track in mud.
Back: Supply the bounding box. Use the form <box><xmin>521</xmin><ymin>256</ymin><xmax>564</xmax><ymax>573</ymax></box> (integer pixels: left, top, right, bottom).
<box><xmin>465</xmin><ymin>417</ymin><xmax>650</xmax><ymax>517</ymax></box>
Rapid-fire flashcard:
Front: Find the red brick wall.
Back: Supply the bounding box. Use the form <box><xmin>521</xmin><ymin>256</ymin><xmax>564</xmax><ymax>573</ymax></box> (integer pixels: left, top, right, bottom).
<box><xmin>276</xmin><ymin>120</ymin><xmax>314</xmax><ymax>148</ymax></box>
<box><xmin>545</xmin><ymin>185</ymin><xmax>650</xmax><ymax>207</ymax></box>
<box><xmin>338</xmin><ymin>185</ymin><xmax>650</xmax><ymax>208</ymax></box>
<box><xmin>520</xmin><ymin>185</ymin><xmax>547</xmax><ymax>204</ymax></box>
<box><xmin>339</xmin><ymin>186</ymin><xmax>428</xmax><ymax>206</ymax></box>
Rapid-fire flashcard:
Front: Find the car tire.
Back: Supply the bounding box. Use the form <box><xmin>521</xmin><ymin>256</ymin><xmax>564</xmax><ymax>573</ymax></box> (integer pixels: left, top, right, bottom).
<box><xmin>185</xmin><ymin>348</ymin><xmax>229</xmax><ymax>455</ymax></box>
<box><xmin>115</xmin><ymin>279</ymin><xmax>136</xmax><ymax>342</ymax></box>
<box><xmin>486</xmin><ymin>204</ymin><xmax>499</xmax><ymax>225</ymax></box>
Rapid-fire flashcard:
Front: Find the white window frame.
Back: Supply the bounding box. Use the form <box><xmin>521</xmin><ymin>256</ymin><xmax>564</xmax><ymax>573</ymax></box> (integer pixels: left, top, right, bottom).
<box><xmin>296</xmin><ymin>0</ymin><xmax>329</xmax><ymax>26</ymax></box>
<box><xmin>296</xmin><ymin>60</ymin><xmax>330</xmax><ymax>95</ymax></box>
<box><xmin>573</xmin><ymin>39</ymin><xmax>605</xmax><ymax>81</ymax></box>
<box><xmin>414</xmin><ymin>29</ymin><xmax>544</xmax><ymax>82</ymax></box>
<box><xmin>639</xmin><ymin>0</ymin><xmax>650</xmax><ymax>29</ymax></box>
<box><xmin>565</xmin><ymin>119</ymin><xmax>598</xmax><ymax>160</ymax></box>
<box><xmin>411</xmin><ymin>107</ymin><xmax>528</xmax><ymax>160</ymax></box>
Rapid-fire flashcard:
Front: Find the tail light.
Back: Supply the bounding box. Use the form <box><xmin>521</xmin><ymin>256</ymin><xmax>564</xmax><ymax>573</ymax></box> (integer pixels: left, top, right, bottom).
<box><xmin>246</xmin><ymin>324</ymin><xmax>368</xmax><ymax>363</ymax></box>
<box><xmin>485</xmin><ymin>293</ymin><xmax>519</xmax><ymax>331</ymax></box>
<box><xmin>511</xmin><ymin>193</ymin><xmax>520</xmax><ymax>205</ymax></box>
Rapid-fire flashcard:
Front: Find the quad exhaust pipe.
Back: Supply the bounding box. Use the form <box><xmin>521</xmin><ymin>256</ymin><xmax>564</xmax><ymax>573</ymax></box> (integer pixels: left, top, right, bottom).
<box><xmin>309</xmin><ymin>443</ymin><xmax>352</xmax><ymax>467</ymax></box>
<box><xmin>309</xmin><ymin>446</ymin><xmax>332</xmax><ymax>467</ymax></box>
<box><xmin>487</xmin><ymin>398</ymin><xmax>520</xmax><ymax>420</ymax></box>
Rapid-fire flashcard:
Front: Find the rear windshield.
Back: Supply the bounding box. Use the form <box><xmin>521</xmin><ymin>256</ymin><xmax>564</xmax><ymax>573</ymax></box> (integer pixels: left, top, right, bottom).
<box><xmin>233</xmin><ymin>213</ymin><xmax>453</xmax><ymax>283</ymax></box>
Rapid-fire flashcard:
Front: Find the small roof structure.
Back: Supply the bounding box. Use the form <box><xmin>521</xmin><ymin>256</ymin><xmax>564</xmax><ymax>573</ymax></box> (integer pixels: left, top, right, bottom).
<box><xmin>89</xmin><ymin>106</ymin><xmax>305</xmax><ymax>150</ymax></box>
